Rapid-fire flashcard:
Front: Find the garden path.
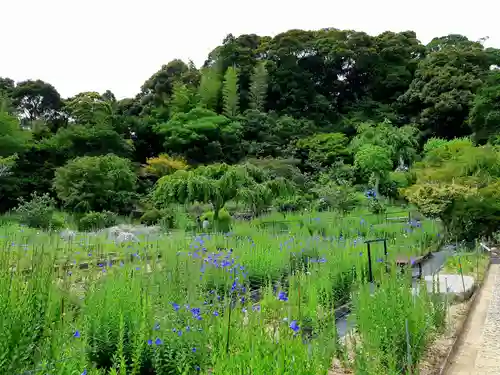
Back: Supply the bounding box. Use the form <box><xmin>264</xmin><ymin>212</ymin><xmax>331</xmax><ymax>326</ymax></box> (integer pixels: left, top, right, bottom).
<box><xmin>446</xmin><ymin>263</ymin><xmax>500</xmax><ymax>374</ymax></box>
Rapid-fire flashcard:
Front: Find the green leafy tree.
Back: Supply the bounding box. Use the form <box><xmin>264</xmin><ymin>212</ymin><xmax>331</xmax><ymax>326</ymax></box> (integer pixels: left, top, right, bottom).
<box><xmin>350</xmin><ymin>120</ymin><xmax>419</xmax><ymax>169</ymax></box>
<box><xmin>64</xmin><ymin>91</ymin><xmax>115</xmax><ymax>126</ymax></box>
<box><xmin>140</xmin><ymin>59</ymin><xmax>200</xmax><ymax>108</ymax></box>
<box><xmin>153</xmin><ymin>163</ymin><xmax>292</xmax><ymax>222</ymax></box>
<box><xmin>155</xmin><ymin>107</ymin><xmax>242</xmax><ymax>164</ymax></box>
<box><xmin>169</xmin><ymin>82</ymin><xmax>197</xmax><ymax>115</ymax></box>
<box><xmin>469</xmin><ymin>70</ymin><xmax>500</xmax><ymax>143</ymax></box>
<box><xmin>296</xmin><ymin>132</ymin><xmax>350</xmax><ymax>169</ymax></box>
<box><xmin>205</xmin><ymin>33</ymin><xmax>268</xmax><ymax>111</ymax></box>
<box><xmin>198</xmin><ymin>67</ymin><xmax>222</xmax><ymax>111</ymax></box>
<box><xmin>404</xmin><ymin>140</ymin><xmax>500</xmax><ymax>240</ymax></box>
<box><xmin>0</xmin><ymin>110</ymin><xmax>30</xmax><ymax>157</ymax></box>
<box><xmin>54</xmin><ymin>154</ymin><xmax>137</xmax><ymax>214</ymax></box>
<box><xmin>11</xmin><ymin>79</ymin><xmax>62</xmax><ymax>122</ymax></box>
<box><xmin>0</xmin><ymin>77</ymin><xmax>14</xmax><ymax>96</ymax></box>
<box><xmin>397</xmin><ymin>38</ymin><xmax>490</xmax><ymax>139</ymax></box>
<box><xmin>222</xmin><ymin>67</ymin><xmax>240</xmax><ymax>118</ymax></box>
<box><xmin>43</xmin><ymin>123</ymin><xmax>133</xmax><ymax>161</ymax></box>
<box><xmin>354</xmin><ymin>144</ymin><xmax>393</xmax><ymax>195</ymax></box>
<box><xmin>0</xmin><ymin>155</ymin><xmax>17</xmax><ymax>178</ymax></box>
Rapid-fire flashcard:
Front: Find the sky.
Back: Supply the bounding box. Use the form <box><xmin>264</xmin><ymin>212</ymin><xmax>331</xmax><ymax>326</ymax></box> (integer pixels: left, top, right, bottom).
<box><xmin>1</xmin><ymin>0</ymin><xmax>499</xmax><ymax>99</ymax></box>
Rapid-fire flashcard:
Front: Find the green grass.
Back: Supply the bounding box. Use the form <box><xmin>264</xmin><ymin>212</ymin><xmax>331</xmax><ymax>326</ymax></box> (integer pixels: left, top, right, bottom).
<box><xmin>443</xmin><ymin>250</ymin><xmax>490</xmax><ymax>283</ymax></box>
<box><xmin>0</xmin><ymin>208</ymin><xmax>447</xmax><ymax>375</ymax></box>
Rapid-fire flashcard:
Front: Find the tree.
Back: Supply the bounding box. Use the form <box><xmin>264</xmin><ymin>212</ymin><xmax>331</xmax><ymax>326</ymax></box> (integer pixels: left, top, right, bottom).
<box><xmin>198</xmin><ymin>67</ymin><xmax>222</xmax><ymax>111</ymax></box>
<box><xmin>11</xmin><ymin>80</ymin><xmax>62</xmax><ymax>122</ymax></box>
<box><xmin>397</xmin><ymin>37</ymin><xmax>490</xmax><ymax>139</ymax></box>
<box><xmin>0</xmin><ymin>155</ymin><xmax>17</xmax><ymax>178</ymax></box>
<box><xmin>155</xmin><ymin>107</ymin><xmax>242</xmax><ymax>164</ymax></box>
<box><xmin>0</xmin><ymin>77</ymin><xmax>14</xmax><ymax>95</ymax></box>
<box><xmin>64</xmin><ymin>91</ymin><xmax>115</xmax><ymax>126</ymax></box>
<box><xmin>249</xmin><ymin>62</ymin><xmax>268</xmax><ymax>111</ymax></box>
<box><xmin>350</xmin><ymin>120</ymin><xmax>419</xmax><ymax>168</ymax></box>
<box><xmin>205</xmin><ymin>33</ymin><xmax>268</xmax><ymax>111</ymax></box>
<box><xmin>222</xmin><ymin>67</ymin><xmax>239</xmax><ymax>118</ymax></box>
<box><xmin>143</xmin><ymin>154</ymin><xmax>189</xmax><ymax>178</ymax></box>
<box><xmin>53</xmin><ymin>154</ymin><xmax>137</xmax><ymax>214</ymax></box>
<box><xmin>295</xmin><ymin>133</ymin><xmax>350</xmax><ymax>168</ymax></box>
<box><xmin>169</xmin><ymin>83</ymin><xmax>197</xmax><ymax>115</ymax></box>
<box><xmin>469</xmin><ymin>70</ymin><xmax>500</xmax><ymax>143</ymax></box>
<box><xmin>354</xmin><ymin>144</ymin><xmax>393</xmax><ymax>194</ymax></box>
<box><xmin>153</xmin><ymin>163</ymin><xmax>292</xmax><ymax>222</ymax></box>
<box><xmin>0</xmin><ymin>110</ymin><xmax>30</xmax><ymax>157</ymax></box>
<box><xmin>404</xmin><ymin>140</ymin><xmax>500</xmax><ymax>240</ymax></box>
<box><xmin>43</xmin><ymin>123</ymin><xmax>133</xmax><ymax>161</ymax></box>
<box><xmin>140</xmin><ymin>59</ymin><xmax>200</xmax><ymax>108</ymax></box>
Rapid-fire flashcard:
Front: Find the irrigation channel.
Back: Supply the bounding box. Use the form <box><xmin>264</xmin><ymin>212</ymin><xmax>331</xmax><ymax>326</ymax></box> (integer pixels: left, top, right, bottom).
<box><xmin>335</xmin><ymin>246</ymin><xmax>455</xmax><ymax>337</ymax></box>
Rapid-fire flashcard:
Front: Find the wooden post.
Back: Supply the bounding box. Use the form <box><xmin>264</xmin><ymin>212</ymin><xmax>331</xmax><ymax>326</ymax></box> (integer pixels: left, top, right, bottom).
<box><xmin>367</xmin><ymin>242</ymin><xmax>373</xmax><ymax>283</ymax></box>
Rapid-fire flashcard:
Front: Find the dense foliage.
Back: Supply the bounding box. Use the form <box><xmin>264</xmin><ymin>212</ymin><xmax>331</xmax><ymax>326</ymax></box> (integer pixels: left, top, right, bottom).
<box><xmin>1</xmin><ymin>28</ymin><xmax>500</xmax><ymax>240</ymax></box>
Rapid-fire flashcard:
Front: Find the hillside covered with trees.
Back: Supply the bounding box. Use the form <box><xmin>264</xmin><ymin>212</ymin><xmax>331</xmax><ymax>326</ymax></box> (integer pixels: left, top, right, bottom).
<box><xmin>2</xmin><ymin>28</ymin><xmax>500</xmax><ymax>240</ymax></box>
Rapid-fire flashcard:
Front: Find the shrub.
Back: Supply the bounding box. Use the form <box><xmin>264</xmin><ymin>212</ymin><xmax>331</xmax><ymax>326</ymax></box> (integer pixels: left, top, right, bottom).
<box><xmin>54</xmin><ymin>154</ymin><xmax>137</xmax><ymax>214</ymax></box>
<box><xmin>201</xmin><ymin>209</ymin><xmax>232</xmax><ymax>233</ymax></box>
<box><xmin>368</xmin><ymin>198</ymin><xmax>386</xmax><ymax>215</ymax></box>
<box><xmin>381</xmin><ymin>171</ymin><xmax>415</xmax><ymax>199</ymax></box>
<box><xmin>313</xmin><ymin>183</ymin><xmax>360</xmax><ymax>213</ymax></box>
<box><xmin>140</xmin><ymin>209</ymin><xmax>163</xmax><ymax>226</ymax></box>
<box><xmin>78</xmin><ymin>211</ymin><xmax>117</xmax><ymax>231</ymax></box>
<box><xmin>14</xmin><ymin>192</ymin><xmax>60</xmax><ymax>229</ymax></box>
<box><xmin>275</xmin><ymin>196</ymin><xmax>308</xmax><ymax>213</ymax></box>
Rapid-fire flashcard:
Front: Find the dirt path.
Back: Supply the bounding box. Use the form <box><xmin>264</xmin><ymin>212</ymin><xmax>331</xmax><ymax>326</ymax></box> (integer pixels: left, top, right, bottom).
<box><xmin>446</xmin><ymin>263</ymin><xmax>500</xmax><ymax>374</ymax></box>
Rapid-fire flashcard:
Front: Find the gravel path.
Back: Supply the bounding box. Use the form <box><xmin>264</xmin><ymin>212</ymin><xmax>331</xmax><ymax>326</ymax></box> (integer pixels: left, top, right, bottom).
<box><xmin>446</xmin><ymin>263</ymin><xmax>500</xmax><ymax>374</ymax></box>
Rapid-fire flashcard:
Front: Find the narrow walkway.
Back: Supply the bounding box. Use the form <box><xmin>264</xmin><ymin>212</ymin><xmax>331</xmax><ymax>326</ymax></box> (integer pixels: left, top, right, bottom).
<box><xmin>446</xmin><ymin>263</ymin><xmax>500</xmax><ymax>374</ymax></box>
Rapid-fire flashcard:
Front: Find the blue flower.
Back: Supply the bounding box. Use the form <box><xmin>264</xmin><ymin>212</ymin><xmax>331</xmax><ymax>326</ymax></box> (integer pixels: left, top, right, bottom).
<box><xmin>190</xmin><ymin>307</ymin><xmax>200</xmax><ymax>316</ymax></box>
<box><xmin>155</xmin><ymin>338</ymin><xmax>163</xmax><ymax>345</ymax></box>
<box><xmin>81</xmin><ymin>370</ymin><xmax>87</xmax><ymax>375</ymax></box>
<box><xmin>278</xmin><ymin>291</ymin><xmax>288</xmax><ymax>302</ymax></box>
<box><xmin>192</xmin><ymin>347</ymin><xmax>197</xmax><ymax>352</ymax></box>
<box><xmin>154</xmin><ymin>322</ymin><xmax>160</xmax><ymax>331</ymax></box>
<box><xmin>172</xmin><ymin>302</ymin><xmax>180</xmax><ymax>311</ymax></box>
<box><xmin>252</xmin><ymin>305</ymin><xmax>261</xmax><ymax>312</ymax></box>
<box><xmin>289</xmin><ymin>320</ymin><xmax>300</xmax><ymax>332</ymax></box>
<box><xmin>73</xmin><ymin>330</ymin><xmax>81</xmax><ymax>338</ymax></box>
<box><xmin>147</xmin><ymin>339</ymin><xmax>153</xmax><ymax>345</ymax></box>
<box><xmin>213</xmin><ymin>311</ymin><xmax>219</xmax><ymax>316</ymax></box>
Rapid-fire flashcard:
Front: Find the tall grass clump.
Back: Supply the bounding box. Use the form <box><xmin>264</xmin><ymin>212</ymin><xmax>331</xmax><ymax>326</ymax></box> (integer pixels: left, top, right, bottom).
<box><xmin>352</xmin><ymin>269</ymin><xmax>447</xmax><ymax>374</ymax></box>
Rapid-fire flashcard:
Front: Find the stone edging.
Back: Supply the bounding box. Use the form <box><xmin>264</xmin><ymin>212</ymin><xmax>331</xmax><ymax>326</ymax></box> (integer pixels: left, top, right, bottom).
<box><xmin>437</xmin><ymin>260</ymin><xmax>493</xmax><ymax>375</ymax></box>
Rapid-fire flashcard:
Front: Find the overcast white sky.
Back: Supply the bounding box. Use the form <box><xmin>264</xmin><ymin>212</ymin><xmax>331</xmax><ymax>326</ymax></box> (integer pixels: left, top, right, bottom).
<box><xmin>1</xmin><ymin>0</ymin><xmax>498</xmax><ymax>99</ymax></box>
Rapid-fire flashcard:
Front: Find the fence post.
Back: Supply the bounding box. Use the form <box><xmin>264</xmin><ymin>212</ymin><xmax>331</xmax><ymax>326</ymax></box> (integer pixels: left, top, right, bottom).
<box><xmin>405</xmin><ymin>318</ymin><xmax>412</xmax><ymax>374</ymax></box>
<box><xmin>458</xmin><ymin>255</ymin><xmax>466</xmax><ymax>295</ymax></box>
<box><xmin>444</xmin><ymin>277</ymin><xmax>450</xmax><ymax>331</ymax></box>
<box><xmin>476</xmin><ymin>240</ymin><xmax>480</xmax><ymax>283</ymax></box>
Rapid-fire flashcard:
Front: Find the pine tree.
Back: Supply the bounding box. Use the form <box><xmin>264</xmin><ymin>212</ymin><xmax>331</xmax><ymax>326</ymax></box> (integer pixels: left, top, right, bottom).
<box><xmin>222</xmin><ymin>67</ymin><xmax>239</xmax><ymax>118</ymax></box>
<box><xmin>249</xmin><ymin>62</ymin><xmax>268</xmax><ymax>112</ymax></box>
